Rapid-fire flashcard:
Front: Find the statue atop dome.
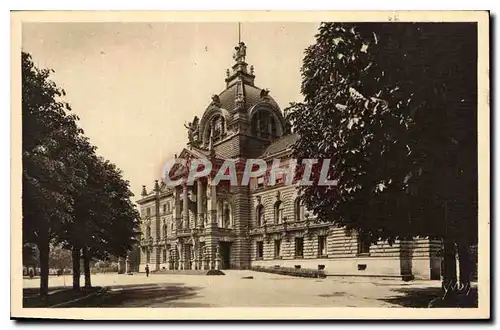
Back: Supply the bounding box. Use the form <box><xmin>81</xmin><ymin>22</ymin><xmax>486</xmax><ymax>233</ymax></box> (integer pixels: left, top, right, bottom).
<box><xmin>233</xmin><ymin>42</ymin><xmax>247</xmax><ymax>63</ymax></box>
<box><xmin>260</xmin><ymin>88</ymin><xmax>270</xmax><ymax>98</ymax></box>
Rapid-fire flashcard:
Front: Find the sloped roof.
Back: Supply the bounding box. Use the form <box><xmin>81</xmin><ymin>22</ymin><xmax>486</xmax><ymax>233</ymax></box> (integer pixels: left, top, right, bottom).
<box><xmin>260</xmin><ymin>133</ymin><xmax>299</xmax><ymax>158</ymax></box>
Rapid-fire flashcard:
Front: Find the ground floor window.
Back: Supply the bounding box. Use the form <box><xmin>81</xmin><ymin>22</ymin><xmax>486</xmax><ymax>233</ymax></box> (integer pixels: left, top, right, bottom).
<box><xmin>295</xmin><ymin>237</ymin><xmax>304</xmax><ymax>258</ymax></box>
<box><xmin>146</xmin><ymin>250</ymin><xmax>151</xmax><ymax>263</ymax></box>
<box><xmin>357</xmin><ymin>233</ymin><xmax>371</xmax><ymax>255</ymax></box>
<box><xmin>318</xmin><ymin>235</ymin><xmax>327</xmax><ymax>257</ymax></box>
<box><xmin>274</xmin><ymin>239</ymin><xmax>282</xmax><ymax>259</ymax></box>
<box><xmin>256</xmin><ymin>241</ymin><xmax>264</xmax><ymax>259</ymax></box>
<box><xmin>163</xmin><ymin>249</ymin><xmax>167</xmax><ymax>263</ymax></box>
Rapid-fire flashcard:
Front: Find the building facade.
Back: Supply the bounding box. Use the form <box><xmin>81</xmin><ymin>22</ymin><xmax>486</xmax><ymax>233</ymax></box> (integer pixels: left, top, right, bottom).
<box><xmin>136</xmin><ymin>41</ymin><xmax>442</xmax><ymax>280</ymax></box>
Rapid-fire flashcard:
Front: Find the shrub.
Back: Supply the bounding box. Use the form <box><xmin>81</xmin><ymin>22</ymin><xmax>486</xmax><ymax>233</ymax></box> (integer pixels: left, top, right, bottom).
<box><xmin>251</xmin><ymin>266</ymin><xmax>326</xmax><ymax>279</ymax></box>
<box><xmin>206</xmin><ymin>269</ymin><xmax>225</xmax><ymax>276</ymax></box>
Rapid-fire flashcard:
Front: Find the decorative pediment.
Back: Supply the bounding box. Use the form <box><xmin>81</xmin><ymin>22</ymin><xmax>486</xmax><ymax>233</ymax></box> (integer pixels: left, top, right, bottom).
<box><xmin>168</xmin><ymin>148</ymin><xmax>206</xmax><ymax>181</ymax></box>
<box><xmin>317</xmin><ymin>227</ymin><xmax>329</xmax><ymax>236</ymax></box>
<box><xmin>177</xmin><ymin>148</ymin><xmax>205</xmax><ymax>161</ymax></box>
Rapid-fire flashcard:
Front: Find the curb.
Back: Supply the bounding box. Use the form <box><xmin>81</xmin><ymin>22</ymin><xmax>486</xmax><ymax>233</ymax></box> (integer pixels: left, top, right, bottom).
<box><xmin>50</xmin><ymin>287</ymin><xmax>108</xmax><ymax>308</ymax></box>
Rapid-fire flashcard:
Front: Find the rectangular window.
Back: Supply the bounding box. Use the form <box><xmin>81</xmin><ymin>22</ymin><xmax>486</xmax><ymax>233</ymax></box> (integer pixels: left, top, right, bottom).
<box><xmin>146</xmin><ymin>207</ymin><xmax>151</xmax><ymax>217</ymax></box>
<box><xmin>295</xmin><ymin>237</ymin><xmax>304</xmax><ymax>258</ymax></box>
<box><xmin>163</xmin><ymin>204</ymin><xmax>167</xmax><ymax>214</ymax></box>
<box><xmin>163</xmin><ymin>249</ymin><xmax>167</xmax><ymax>263</ymax></box>
<box><xmin>146</xmin><ymin>250</ymin><xmax>150</xmax><ymax>263</ymax></box>
<box><xmin>318</xmin><ymin>235</ymin><xmax>327</xmax><ymax>257</ymax></box>
<box><xmin>274</xmin><ymin>239</ymin><xmax>282</xmax><ymax>259</ymax></box>
<box><xmin>256</xmin><ymin>241</ymin><xmax>264</xmax><ymax>259</ymax></box>
<box><xmin>358</xmin><ymin>233</ymin><xmax>371</xmax><ymax>255</ymax></box>
<box><xmin>277</xmin><ymin>208</ymin><xmax>284</xmax><ymax>223</ymax></box>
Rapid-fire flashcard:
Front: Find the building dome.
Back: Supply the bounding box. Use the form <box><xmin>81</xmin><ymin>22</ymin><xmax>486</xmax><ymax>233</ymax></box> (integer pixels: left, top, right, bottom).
<box><xmin>195</xmin><ymin>41</ymin><xmax>287</xmax><ymax>149</ymax></box>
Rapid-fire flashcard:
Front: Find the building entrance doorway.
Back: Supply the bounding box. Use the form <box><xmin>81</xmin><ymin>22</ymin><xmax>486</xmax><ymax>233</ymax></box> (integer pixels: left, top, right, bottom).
<box><xmin>219</xmin><ymin>242</ymin><xmax>231</xmax><ymax>269</ymax></box>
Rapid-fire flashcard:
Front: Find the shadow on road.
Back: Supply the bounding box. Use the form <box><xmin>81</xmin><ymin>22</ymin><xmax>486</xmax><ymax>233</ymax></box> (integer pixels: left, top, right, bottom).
<box><xmin>380</xmin><ymin>286</ymin><xmax>478</xmax><ymax>308</ymax></box>
<box><xmin>23</xmin><ymin>287</ymin><xmax>102</xmax><ymax>308</ymax></box>
<box><xmin>69</xmin><ymin>283</ymin><xmax>209</xmax><ymax>308</ymax></box>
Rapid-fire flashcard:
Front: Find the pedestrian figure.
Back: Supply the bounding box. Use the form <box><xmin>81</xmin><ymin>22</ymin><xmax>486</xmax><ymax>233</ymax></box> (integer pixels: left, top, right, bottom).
<box><xmin>145</xmin><ymin>264</ymin><xmax>149</xmax><ymax>277</ymax></box>
<box><xmin>29</xmin><ymin>268</ymin><xmax>34</xmax><ymax>279</ymax></box>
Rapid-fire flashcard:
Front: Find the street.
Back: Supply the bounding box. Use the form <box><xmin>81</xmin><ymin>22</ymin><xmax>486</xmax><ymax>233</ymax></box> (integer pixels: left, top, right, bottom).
<box><xmin>22</xmin><ymin>270</ymin><xmax>457</xmax><ymax>308</ymax></box>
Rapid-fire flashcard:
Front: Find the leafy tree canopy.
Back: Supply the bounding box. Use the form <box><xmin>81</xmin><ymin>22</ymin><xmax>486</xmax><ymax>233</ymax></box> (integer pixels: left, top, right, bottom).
<box><xmin>286</xmin><ymin>23</ymin><xmax>477</xmax><ymax>245</ymax></box>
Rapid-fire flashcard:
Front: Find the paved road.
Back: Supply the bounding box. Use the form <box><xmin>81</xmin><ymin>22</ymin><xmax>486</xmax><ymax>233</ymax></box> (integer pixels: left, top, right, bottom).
<box><xmin>23</xmin><ymin>270</ymin><xmax>449</xmax><ymax>307</ymax></box>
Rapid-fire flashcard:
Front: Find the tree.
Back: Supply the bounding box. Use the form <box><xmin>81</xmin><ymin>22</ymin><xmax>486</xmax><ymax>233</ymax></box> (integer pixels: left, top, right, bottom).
<box><xmin>79</xmin><ymin>158</ymin><xmax>140</xmax><ymax>287</ymax></box>
<box><xmin>23</xmin><ymin>243</ymin><xmax>39</xmax><ymax>270</ymax></box>
<box><xmin>22</xmin><ymin>52</ymin><xmax>83</xmax><ymax>296</ymax></box>
<box><xmin>22</xmin><ymin>51</ymin><xmax>140</xmax><ymax>295</ymax></box>
<box><xmin>286</xmin><ymin>23</ymin><xmax>477</xmax><ymax>302</ymax></box>
<box><xmin>62</xmin><ymin>153</ymin><xmax>140</xmax><ymax>289</ymax></box>
<box><xmin>49</xmin><ymin>244</ymin><xmax>72</xmax><ymax>274</ymax></box>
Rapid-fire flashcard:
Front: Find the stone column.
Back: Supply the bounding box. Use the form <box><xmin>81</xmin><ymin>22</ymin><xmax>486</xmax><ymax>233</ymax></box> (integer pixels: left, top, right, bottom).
<box><xmin>191</xmin><ymin>247</ymin><xmax>196</xmax><ymax>270</ymax></box>
<box><xmin>125</xmin><ymin>255</ymin><xmax>130</xmax><ymax>274</ymax></box>
<box><xmin>175</xmin><ymin>186</ymin><xmax>181</xmax><ymax>231</ymax></box>
<box><xmin>197</xmin><ymin>179</ymin><xmax>204</xmax><ymax>229</ymax></box>
<box><xmin>205</xmin><ymin>177</ymin><xmax>218</xmax><ymax>270</ymax></box>
<box><xmin>165</xmin><ymin>248</ymin><xmax>170</xmax><ymax>270</ymax></box>
<box><xmin>215</xmin><ymin>245</ymin><xmax>221</xmax><ymax>270</ymax></box>
<box><xmin>178</xmin><ymin>243</ymin><xmax>184</xmax><ymax>270</ymax></box>
<box><xmin>183</xmin><ymin>183</ymin><xmax>189</xmax><ymax>230</ymax></box>
<box><xmin>196</xmin><ymin>244</ymin><xmax>201</xmax><ymax>270</ymax></box>
<box><xmin>203</xmin><ymin>246</ymin><xmax>209</xmax><ymax>270</ymax></box>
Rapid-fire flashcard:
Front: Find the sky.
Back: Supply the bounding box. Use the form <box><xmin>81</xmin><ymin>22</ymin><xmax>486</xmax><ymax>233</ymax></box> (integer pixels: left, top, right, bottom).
<box><xmin>22</xmin><ymin>22</ymin><xmax>320</xmax><ymax>200</ymax></box>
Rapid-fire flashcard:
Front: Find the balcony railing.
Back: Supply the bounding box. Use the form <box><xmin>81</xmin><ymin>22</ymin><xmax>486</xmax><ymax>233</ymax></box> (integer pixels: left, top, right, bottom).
<box><xmin>249</xmin><ymin>219</ymin><xmax>330</xmax><ymax>235</ymax></box>
<box><xmin>216</xmin><ymin>227</ymin><xmax>236</xmax><ymax>236</ymax></box>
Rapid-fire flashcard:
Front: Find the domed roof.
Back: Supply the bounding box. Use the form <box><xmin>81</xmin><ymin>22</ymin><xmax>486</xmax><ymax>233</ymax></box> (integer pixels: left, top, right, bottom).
<box><xmin>196</xmin><ymin>41</ymin><xmax>288</xmax><ymax>150</ymax></box>
<box><xmin>217</xmin><ymin>82</ymin><xmax>280</xmax><ymax>112</ymax></box>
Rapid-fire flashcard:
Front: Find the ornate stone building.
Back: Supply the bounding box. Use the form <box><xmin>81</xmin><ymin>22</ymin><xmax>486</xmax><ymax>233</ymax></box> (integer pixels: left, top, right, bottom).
<box><xmin>137</xmin><ymin>41</ymin><xmax>442</xmax><ymax>279</ymax></box>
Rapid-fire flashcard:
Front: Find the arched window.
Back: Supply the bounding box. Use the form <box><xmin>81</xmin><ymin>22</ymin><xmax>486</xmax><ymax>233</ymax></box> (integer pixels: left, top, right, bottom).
<box><xmin>294</xmin><ymin>197</ymin><xmax>305</xmax><ymax>222</ymax></box>
<box><xmin>270</xmin><ymin>117</ymin><xmax>277</xmax><ymax>138</ymax></box>
<box><xmin>210</xmin><ymin>115</ymin><xmax>226</xmax><ymax>142</ymax></box>
<box><xmin>274</xmin><ymin>201</ymin><xmax>284</xmax><ymax>224</ymax></box>
<box><xmin>256</xmin><ymin>205</ymin><xmax>264</xmax><ymax>227</ymax></box>
<box><xmin>251</xmin><ymin>110</ymin><xmax>281</xmax><ymax>140</ymax></box>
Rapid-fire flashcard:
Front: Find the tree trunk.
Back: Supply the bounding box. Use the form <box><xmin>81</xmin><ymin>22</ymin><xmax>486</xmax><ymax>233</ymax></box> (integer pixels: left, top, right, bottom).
<box><xmin>37</xmin><ymin>238</ymin><xmax>50</xmax><ymax>297</ymax></box>
<box><xmin>82</xmin><ymin>246</ymin><xmax>92</xmax><ymax>288</ymax></box>
<box><xmin>72</xmin><ymin>246</ymin><xmax>81</xmax><ymax>291</ymax></box>
<box><xmin>457</xmin><ymin>242</ymin><xmax>472</xmax><ymax>294</ymax></box>
<box><xmin>441</xmin><ymin>239</ymin><xmax>457</xmax><ymax>299</ymax></box>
